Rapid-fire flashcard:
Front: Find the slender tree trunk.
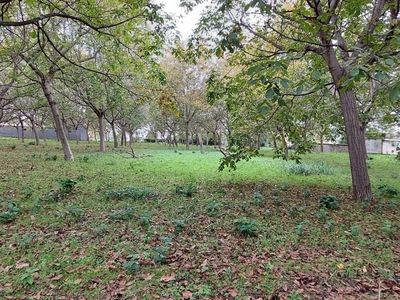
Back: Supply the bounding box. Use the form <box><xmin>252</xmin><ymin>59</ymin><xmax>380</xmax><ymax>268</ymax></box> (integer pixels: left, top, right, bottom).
<box><xmin>206</xmin><ymin>132</ymin><xmax>209</xmax><ymax>146</ymax></box>
<box><xmin>41</xmin><ymin>77</ymin><xmax>74</xmax><ymax>160</ymax></box>
<box><xmin>272</xmin><ymin>135</ymin><xmax>278</xmax><ymax>150</ymax></box>
<box><xmin>18</xmin><ymin>116</ymin><xmax>25</xmax><ymax>143</ymax></box>
<box><xmin>74</xmin><ymin>127</ymin><xmax>79</xmax><ymax>144</ymax></box>
<box><xmin>111</xmin><ymin>122</ymin><xmax>118</xmax><ymax>148</ymax></box>
<box><xmin>185</xmin><ymin>123</ymin><xmax>190</xmax><ymax>150</ymax></box>
<box><xmin>98</xmin><ymin>114</ymin><xmax>106</xmax><ymax>152</ymax></box>
<box><xmin>213</xmin><ymin>132</ymin><xmax>217</xmax><ymax>149</ymax></box>
<box><xmin>30</xmin><ymin>119</ymin><xmax>40</xmax><ymax>145</ymax></box>
<box><xmin>198</xmin><ymin>132</ymin><xmax>205</xmax><ymax>154</ymax></box>
<box><xmin>320</xmin><ymin>134</ymin><xmax>324</xmax><ymax>153</ymax></box>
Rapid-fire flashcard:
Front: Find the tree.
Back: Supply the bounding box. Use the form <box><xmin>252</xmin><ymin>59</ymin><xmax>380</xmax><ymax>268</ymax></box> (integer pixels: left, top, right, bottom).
<box><xmin>161</xmin><ymin>54</ymin><xmax>209</xmax><ymax>150</ymax></box>
<box><xmin>181</xmin><ymin>0</ymin><xmax>400</xmax><ymax>200</ymax></box>
<box><xmin>0</xmin><ymin>0</ymin><xmax>172</xmax><ymax>160</ymax></box>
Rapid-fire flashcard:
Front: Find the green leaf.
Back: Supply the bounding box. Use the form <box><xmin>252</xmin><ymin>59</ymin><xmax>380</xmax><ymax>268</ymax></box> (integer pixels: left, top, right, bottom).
<box><xmin>265</xmin><ymin>88</ymin><xmax>275</xmax><ymax>99</ymax></box>
<box><xmin>375</xmin><ymin>71</ymin><xmax>383</xmax><ymax>81</ymax></box>
<box><xmin>296</xmin><ymin>85</ymin><xmax>304</xmax><ymax>95</ymax></box>
<box><xmin>257</xmin><ymin>106</ymin><xmax>269</xmax><ymax>115</ymax></box>
<box><xmin>385</xmin><ymin>58</ymin><xmax>395</xmax><ymax>66</ymax></box>
<box><xmin>311</xmin><ymin>70</ymin><xmax>321</xmax><ymax>80</ymax></box>
<box><xmin>350</xmin><ymin>68</ymin><xmax>359</xmax><ymax>77</ymax></box>
<box><xmin>277</xmin><ymin>97</ymin><xmax>285</xmax><ymax>106</ymax></box>
<box><xmin>247</xmin><ymin>64</ymin><xmax>262</xmax><ymax>75</ymax></box>
<box><xmin>280</xmin><ymin>78</ymin><xmax>289</xmax><ymax>89</ymax></box>
<box><xmin>389</xmin><ymin>88</ymin><xmax>400</xmax><ymax>101</ymax></box>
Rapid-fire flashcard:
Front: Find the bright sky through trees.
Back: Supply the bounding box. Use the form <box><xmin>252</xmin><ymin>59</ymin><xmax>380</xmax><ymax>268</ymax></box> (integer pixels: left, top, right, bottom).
<box><xmin>157</xmin><ymin>0</ymin><xmax>207</xmax><ymax>40</ymax></box>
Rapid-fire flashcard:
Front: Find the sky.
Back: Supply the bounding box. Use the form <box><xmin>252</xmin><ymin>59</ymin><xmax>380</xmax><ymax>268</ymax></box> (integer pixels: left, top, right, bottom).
<box><xmin>156</xmin><ymin>0</ymin><xmax>208</xmax><ymax>40</ymax></box>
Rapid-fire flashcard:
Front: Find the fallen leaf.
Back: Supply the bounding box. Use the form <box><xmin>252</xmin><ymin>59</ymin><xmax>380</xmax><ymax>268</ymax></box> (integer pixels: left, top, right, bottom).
<box><xmin>160</xmin><ymin>272</ymin><xmax>175</xmax><ymax>283</ymax></box>
<box><xmin>229</xmin><ymin>288</ymin><xmax>238</xmax><ymax>297</ymax></box>
<box><xmin>16</xmin><ymin>262</ymin><xmax>29</xmax><ymax>269</ymax></box>
<box><xmin>143</xmin><ymin>273</ymin><xmax>154</xmax><ymax>281</ymax></box>
<box><xmin>182</xmin><ymin>290</ymin><xmax>192</xmax><ymax>299</ymax></box>
<box><xmin>50</xmin><ymin>274</ymin><xmax>63</xmax><ymax>281</ymax></box>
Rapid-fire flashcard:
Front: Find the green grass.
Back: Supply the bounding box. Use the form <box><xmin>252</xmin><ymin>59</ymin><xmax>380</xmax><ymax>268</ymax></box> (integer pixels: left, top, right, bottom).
<box><xmin>1</xmin><ymin>138</ymin><xmax>400</xmax><ymax>299</ymax></box>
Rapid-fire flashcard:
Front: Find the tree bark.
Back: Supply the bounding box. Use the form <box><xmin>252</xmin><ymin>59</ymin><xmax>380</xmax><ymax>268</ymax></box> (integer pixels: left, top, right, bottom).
<box><xmin>98</xmin><ymin>113</ymin><xmax>106</xmax><ymax>152</ymax></box>
<box><xmin>42</xmin><ymin>77</ymin><xmax>74</xmax><ymax>160</ymax></box>
<box><xmin>198</xmin><ymin>132</ymin><xmax>205</xmax><ymax>154</ymax></box>
<box><xmin>29</xmin><ymin>118</ymin><xmax>40</xmax><ymax>145</ymax></box>
<box><xmin>185</xmin><ymin>123</ymin><xmax>190</xmax><ymax>150</ymax></box>
<box><xmin>111</xmin><ymin>121</ymin><xmax>118</xmax><ymax>148</ymax></box>
<box><xmin>322</xmin><ymin>48</ymin><xmax>372</xmax><ymax>200</ymax></box>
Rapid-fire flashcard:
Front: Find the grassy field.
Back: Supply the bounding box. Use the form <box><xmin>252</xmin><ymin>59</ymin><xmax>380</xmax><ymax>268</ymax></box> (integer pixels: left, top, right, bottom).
<box><xmin>1</xmin><ymin>138</ymin><xmax>400</xmax><ymax>300</ymax></box>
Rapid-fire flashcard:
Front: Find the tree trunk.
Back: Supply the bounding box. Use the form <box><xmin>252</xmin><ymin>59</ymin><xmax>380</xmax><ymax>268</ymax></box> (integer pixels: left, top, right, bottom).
<box><xmin>185</xmin><ymin>123</ymin><xmax>190</xmax><ymax>150</ymax></box>
<box><xmin>111</xmin><ymin>121</ymin><xmax>118</xmax><ymax>148</ymax></box>
<box><xmin>323</xmin><ymin>48</ymin><xmax>372</xmax><ymax>200</ymax></box>
<box><xmin>74</xmin><ymin>127</ymin><xmax>79</xmax><ymax>144</ymax></box>
<box><xmin>30</xmin><ymin>119</ymin><xmax>40</xmax><ymax>145</ymax></box>
<box><xmin>339</xmin><ymin>90</ymin><xmax>372</xmax><ymax>200</ymax></box>
<box><xmin>98</xmin><ymin>114</ymin><xmax>106</xmax><ymax>152</ymax></box>
<box><xmin>320</xmin><ymin>134</ymin><xmax>324</xmax><ymax>153</ymax></box>
<box><xmin>198</xmin><ymin>132</ymin><xmax>205</xmax><ymax>154</ymax></box>
<box><xmin>41</xmin><ymin>77</ymin><xmax>74</xmax><ymax>160</ymax></box>
<box><xmin>18</xmin><ymin>116</ymin><xmax>25</xmax><ymax>143</ymax></box>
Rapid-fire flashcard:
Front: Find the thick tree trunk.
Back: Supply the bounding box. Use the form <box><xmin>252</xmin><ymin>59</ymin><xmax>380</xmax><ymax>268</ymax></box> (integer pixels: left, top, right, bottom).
<box><xmin>323</xmin><ymin>48</ymin><xmax>372</xmax><ymax>200</ymax></box>
<box><xmin>338</xmin><ymin>90</ymin><xmax>372</xmax><ymax>200</ymax></box>
<box><xmin>42</xmin><ymin>78</ymin><xmax>74</xmax><ymax>160</ymax></box>
<box><xmin>98</xmin><ymin>114</ymin><xmax>106</xmax><ymax>152</ymax></box>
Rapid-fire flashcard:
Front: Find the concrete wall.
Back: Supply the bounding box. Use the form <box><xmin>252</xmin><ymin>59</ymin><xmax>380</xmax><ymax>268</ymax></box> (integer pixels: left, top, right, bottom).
<box><xmin>314</xmin><ymin>139</ymin><xmax>399</xmax><ymax>155</ymax></box>
<box><xmin>0</xmin><ymin>126</ymin><xmax>88</xmax><ymax>141</ymax></box>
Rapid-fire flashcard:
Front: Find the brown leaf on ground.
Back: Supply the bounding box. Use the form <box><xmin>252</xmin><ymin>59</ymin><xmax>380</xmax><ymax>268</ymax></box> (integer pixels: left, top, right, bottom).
<box><xmin>182</xmin><ymin>290</ymin><xmax>192</xmax><ymax>299</ymax></box>
<box><xmin>50</xmin><ymin>274</ymin><xmax>63</xmax><ymax>281</ymax></box>
<box><xmin>16</xmin><ymin>262</ymin><xmax>29</xmax><ymax>269</ymax></box>
<box><xmin>160</xmin><ymin>272</ymin><xmax>176</xmax><ymax>282</ymax></box>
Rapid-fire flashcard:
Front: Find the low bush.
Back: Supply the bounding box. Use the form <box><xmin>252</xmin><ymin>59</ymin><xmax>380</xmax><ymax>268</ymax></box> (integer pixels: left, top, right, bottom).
<box><xmin>105</xmin><ymin>186</ymin><xmax>158</xmax><ymax>201</ymax></box>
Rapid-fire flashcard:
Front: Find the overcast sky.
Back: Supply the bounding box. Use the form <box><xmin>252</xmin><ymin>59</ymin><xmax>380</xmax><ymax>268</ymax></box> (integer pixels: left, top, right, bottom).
<box><xmin>156</xmin><ymin>0</ymin><xmax>208</xmax><ymax>40</ymax></box>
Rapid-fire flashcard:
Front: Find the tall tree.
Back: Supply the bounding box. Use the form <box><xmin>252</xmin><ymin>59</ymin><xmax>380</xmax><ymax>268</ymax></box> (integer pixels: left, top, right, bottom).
<box><xmin>0</xmin><ymin>0</ymin><xmax>171</xmax><ymax>160</ymax></box>
<box><xmin>181</xmin><ymin>0</ymin><xmax>400</xmax><ymax>200</ymax></box>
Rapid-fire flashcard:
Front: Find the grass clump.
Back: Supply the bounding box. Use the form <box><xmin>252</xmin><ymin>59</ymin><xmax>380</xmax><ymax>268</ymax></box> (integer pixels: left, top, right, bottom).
<box><xmin>175</xmin><ymin>181</ymin><xmax>197</xmax><ymax>197</ymax></box>
<box><xmin>109</xmin><ymin>206</ymin><xmax>135</xmax><ymax>221</ymax></box>
<box><xmin>377</xmin><ymin>185</ymin><xmax>398</xmax><ymax>197</ymax></box>
<box><xmin>0</xmin><ymin>200</ymin><xmax>19</xmax><ymax>224</ymax></box>
<box><xmin>232</xmin><ymin>217</ymin><xmax>259</xmax><ymax>237</ymax></box>
<box><xmin>105</xmin><ymin>186</ymin><xmax>158</xmax><ymax>201</ymax></box>
<box><xmin>285</xmin><ymin>161</ymin><xmax>333</xmax><ymax>175</ymax></box>
<box><xmin>319</xmin><ymin>195</ymin><xmax>339</xmax><ymax>210</ymax></box>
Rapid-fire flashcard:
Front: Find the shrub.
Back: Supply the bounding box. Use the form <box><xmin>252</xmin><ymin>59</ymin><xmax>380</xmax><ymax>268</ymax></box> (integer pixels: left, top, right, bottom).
<box><xmin>206</xmin><ymin>200</ymin><xmax>221</xmax><ymax>216</ymax></box>
<box><xmin>377</xmin><ymin>185</ymin><xmax>398</xmax><ymax>197</ymax></box>
<box><xmin>285</xmin><ymin>162</ymin><xmax>333</xmax><ymax>176</ymax></box>
<box><xmin>154</xmin><ymin>236</ymin><xmax>172</xmax><ymax>264</ymax></box>
<box><xmin>105</xmin><ymin>186</ymin><xmax>158</xmax><ymax>201</ymax></box>
<box><xmin>58</xmin><ymin>178</ymin><xmax>78</xmax><ymax>194</ymax></box>
<box><xmin>123</xmin><ymin>254</ymin><xmax>140</xmax><ymax>274</ymax></box>
<box><xmin>175</xmin><ymin>181</ymin><xmax>196</xmax><ymax>197</ymax></box>
<box><xmin>232</xmin><ymin>217</ymin><xmax>259</xmax><ymax>237</ymax></box>
<box><xmin>251</xmin><ymin>192</ymin><xmax>266</xmax><ymax>206</ymax></box>
<box><xmin>109</xmin><ymin>206</ymin><xmax>135</xmax><ymax>221</ymax></box>
<box><xmin>0</xmin><ymin>201</ymin><xmax>19</xmax><ymax>224</ymax></box>
<box><xmin>319</xmin><ymin>195</ymin><xmax>338</xmax><ymax>210</ymax></box>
